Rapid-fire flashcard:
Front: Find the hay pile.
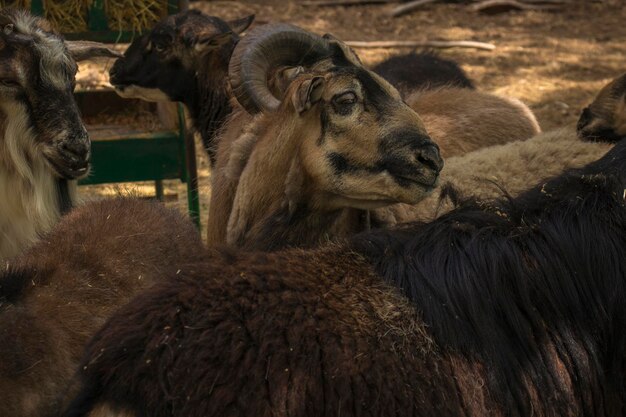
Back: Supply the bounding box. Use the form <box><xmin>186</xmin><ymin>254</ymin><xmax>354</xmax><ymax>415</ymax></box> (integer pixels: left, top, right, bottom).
<box><xmin>43</xmin><ymin>0</ymin><xmax>89</xmax><ymax>33</ymax></box>
<box><xmin>0</xmin><ymin>0</ymin><xmax>31</xmax><ymax>9</ymax></box>
<box><xmin>5</xmin><ymin>0</ymin><xmax>169</xmax><ymax>34</ymax></box>
<box><xmin>105</xmin><ymin>0</ymin><xmax>167</xmax><ymax>33</ymax></box>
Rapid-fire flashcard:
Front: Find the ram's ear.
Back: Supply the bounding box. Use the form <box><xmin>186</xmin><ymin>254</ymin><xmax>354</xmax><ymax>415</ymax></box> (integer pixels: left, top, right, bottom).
<box><xmin>323</xmin><ymin>33</ymin><xmax>363</xmax><ymax>66</ymax></box>
<box><xmin>66</xmin><ymin>40</ymin><xmax>122</xmax><ymax>61</ymax></box>
<box><xmin>228</xmin><ymin>15</ymin><xmax>255</xmax><ymax>34</ymax></box>
<box><xmin>194</xmin><ymin>31</ymin><xmax>234</xmax><ymax>53</ymax></box>
<box><xmin>292</xmin><ymin>76</ymin><xmax>325</xmax><ymax>115</ymax></box>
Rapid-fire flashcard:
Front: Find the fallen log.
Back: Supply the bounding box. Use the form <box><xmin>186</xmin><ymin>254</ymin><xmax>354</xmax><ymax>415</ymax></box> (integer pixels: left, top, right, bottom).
<box><xmin>345</xmin><ymin>39</ymin><xmax>496</xmax><ymax>50</ymax></box>
<box><xmin>388</xmin><ymin>0</ymin><xmax>441</xmax><ymax>17</ymax></box>
<box><xmin>469</xmin><ymin>0</ymin><xmax>563</xmax><ymax>13</ymax></box>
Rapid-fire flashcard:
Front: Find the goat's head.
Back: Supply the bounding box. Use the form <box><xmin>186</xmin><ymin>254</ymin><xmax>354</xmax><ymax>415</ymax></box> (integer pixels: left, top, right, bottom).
<box><xmin>229</xmin><ymin>24</ymin><xmax>443</xmax><ymax>209</ymax></box>
<box><xmin>577</xmin><ymin>73</ymin><xmax>626</xmax><ymax>143</ymax></box>
<box><xmin>0</xmin><ymin>9</ymin><xmax>119</xmax><ymax>179</ymax></box>
<box><xmin>109</xmin><ymin>10</ymin><xmax>254</xmax><ymax>103</ymax></box>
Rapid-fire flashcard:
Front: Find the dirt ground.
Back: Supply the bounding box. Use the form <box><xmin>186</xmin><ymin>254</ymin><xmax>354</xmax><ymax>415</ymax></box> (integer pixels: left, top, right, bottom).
<box><xmin>78</xmin><ymin>0</ymin><xmax>626</xmax><ymax>236</ymax></box>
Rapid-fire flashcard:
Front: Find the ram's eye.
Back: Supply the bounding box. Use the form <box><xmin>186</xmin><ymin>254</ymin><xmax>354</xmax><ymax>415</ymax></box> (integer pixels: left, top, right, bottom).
<box><xmin>333</xmin><ymin>92</ymin><xmax>357</xmax><ymax>106</ymax></box>
<box><xmin>0</xmin><ymin>79</ymin><xmax>20</xmax><ymax>88</ymax></box>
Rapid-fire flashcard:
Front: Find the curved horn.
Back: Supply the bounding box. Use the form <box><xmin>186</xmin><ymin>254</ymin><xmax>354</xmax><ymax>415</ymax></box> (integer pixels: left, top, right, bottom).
<box><xmin>229</xmin><ymin>23</ymin><xmax>331</xmax><ymax>114</ymax></box>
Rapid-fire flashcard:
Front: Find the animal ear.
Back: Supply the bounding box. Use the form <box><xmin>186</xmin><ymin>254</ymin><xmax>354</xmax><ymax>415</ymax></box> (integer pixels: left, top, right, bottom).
<box><xmin>66</xmin><ymin>40</ymin><xmax>122</xmax><ymax>61</ymax></box>
<box><xmin>271</xmin><ymin>66</ymin><xmax>305</xmax><ymax>96</ymax></box>
<box><xmin>323</xmin><ymin>33</ymin><xmax>363</xmax><ymax>66</ymax></box>
<box><xmin>194</xmin><ymin>32</ymin><xmax>233</xmax><ymax>53</ymax></box>
<box><xmin>228</xmin><ymin>15</ymin><xmax>255</xmax><ymax>35</ymax></box>
<box><xmin>292</xmin><ymin>76</ymin><xmax>325</xmax><ymax>115</ymax></box>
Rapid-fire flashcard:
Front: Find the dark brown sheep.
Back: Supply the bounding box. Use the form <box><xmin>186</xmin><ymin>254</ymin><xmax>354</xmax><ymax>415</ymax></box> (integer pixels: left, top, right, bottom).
<box><xmin>0</xmin><ymin>198</ymin><xmax>204</xmax><ymax>417</ymax></box>
<box><xmin>65</xmin><ymin>138</ymin><xmax>626</xmax><ymax>417</ymax></box>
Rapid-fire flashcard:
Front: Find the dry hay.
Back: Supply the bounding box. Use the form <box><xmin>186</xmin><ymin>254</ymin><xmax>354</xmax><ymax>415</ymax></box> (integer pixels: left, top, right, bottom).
<box><xmin>42</xmin><ymin>0</ymin><xmax>89</xmax><ymax>32</ymax></box>
<box><xmin>105</xmin><ymin>0</ymin><xmax>167</xmax><ymax>33</ymax></box>
<box><xmin>0</xmin><ymin>0</ymin><xmax>31</xmax><ymax>9</ymax></box>
<box><xmin>12</xmin><ymin>0</ymin><xmax>168</xmax><ymax>34</ymax></box>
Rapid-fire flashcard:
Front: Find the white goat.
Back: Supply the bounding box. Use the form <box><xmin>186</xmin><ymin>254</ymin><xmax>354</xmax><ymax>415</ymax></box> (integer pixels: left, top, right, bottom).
<box><xmin>0</xmin><ymin>9</ymin><xmax>120</xmax><ymax>259</ymax></box>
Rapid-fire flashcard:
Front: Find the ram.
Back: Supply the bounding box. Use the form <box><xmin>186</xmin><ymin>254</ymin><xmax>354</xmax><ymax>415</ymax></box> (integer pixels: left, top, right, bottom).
<box><xmin>65</xmin><ymin>136</ymin><xmax>626</xmax><ymax>417</ymax></box>
<box><xmin>206</xmin><ymin>23</ymin><xmax>444</xmax><ymax>249</ymax></box>
<box><xmin>0</xmin><ymin>9</ymin><xmax>119</xmax><ymax>260</ymax></box>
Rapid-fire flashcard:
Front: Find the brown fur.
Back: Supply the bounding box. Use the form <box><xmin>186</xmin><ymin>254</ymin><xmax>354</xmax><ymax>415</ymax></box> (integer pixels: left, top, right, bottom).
<box><xmin>63</xmin><ymin>139</ymin><xmax>626</xmax><ymax>416</ymax></box>
<box><xmin>406</xmin><ymin>87</ymin><xmax>541</xmax><ymax>158</ymax></box>
<box><xmin>72</xmin><ymin>247</ymin><xmax>596</xmax><ymax>417</ymax></box>
<box><xmin>73</xmin><ymin>247</ymin><xmax>468</xmax><ymax>417</ymax></box>
<box><xmin>0</xmin><ymin>198</ymin><xmax>204</xmax><ymax>417</ymax></box>
<box><xmin>382</xmin><ymin>126</ymin><xmax>614</xmax><ymax>222</ymax></box>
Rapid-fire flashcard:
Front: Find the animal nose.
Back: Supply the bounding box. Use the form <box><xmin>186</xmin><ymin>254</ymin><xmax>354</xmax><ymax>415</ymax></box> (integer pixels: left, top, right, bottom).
<box><xmin>109</xmin><ymin>67</ymin><xmax>119</xmax><ymax>84</ymax></box>
<box><xmin>109</xmin><ymin>62</ymin><xmax>125</xmax><ymax>85</ymax></box>
<box><xmin>59</xmin><ymin>137</ymin><xmax>90</xmax><ymax>165</ymax></box>
<box><xmin>415</xmin><ymin>144</ymin><xmax>444</xmax><ymax>174</ymax></box>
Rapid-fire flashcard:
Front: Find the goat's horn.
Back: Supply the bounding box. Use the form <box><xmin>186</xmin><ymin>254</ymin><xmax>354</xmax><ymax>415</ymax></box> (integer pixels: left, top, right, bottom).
<box><xmin>66</xmin><ymin>40</ymin><xmax>123</xmax><ymax>62</ymax></box>
<box><xmin>228</xmin><ymin>23</ymin><xmax>331</xmax><ymax>114</ymax></box>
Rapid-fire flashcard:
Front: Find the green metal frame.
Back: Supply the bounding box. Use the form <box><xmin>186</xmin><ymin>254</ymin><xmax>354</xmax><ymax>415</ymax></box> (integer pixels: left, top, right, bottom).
<box><xmin>79</xmin><ymin>105</ymin><xmax>200</xmax><ymax>227</ymax></box>
<box><xmin>30</xmin><ymin>1</ymin><xmax>201</xmax><ymax>227</ymax></box>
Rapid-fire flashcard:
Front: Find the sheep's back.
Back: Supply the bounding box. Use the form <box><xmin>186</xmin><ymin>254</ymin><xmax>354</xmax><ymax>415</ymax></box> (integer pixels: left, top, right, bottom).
<box><xmin>0</xmin><ymin>198</ymin><xmax>204</xmax><ymax>417</ymax></box>
<box><xmin>77</xmin><ymin>248</ymin><xmax>465</xmax><ymax>417</ymax></box>
<box><xmin>407</xmin><ymin>87</ymin><xmax>540</xmax><ymax>158</ymax></box>
<box><xmin>379</xmin><ymin>127</ymin><xmax>614</xmax><ymax>223</ymax></box>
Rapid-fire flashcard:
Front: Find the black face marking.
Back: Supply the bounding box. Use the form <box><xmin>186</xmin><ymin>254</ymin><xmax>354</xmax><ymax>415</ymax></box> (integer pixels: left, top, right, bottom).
<box><xmin>576</xmin><ymin>107</ymin><xmax>592</xmax><ymax>132</ymax></box>
<box><xmin>354</xmin><ymin>68</ymin><xmax>395</xmax><ymax>114</ymax></box>
<box><xmin>379</xmin><ymin>130</ymin><xmax>436</xmax><ymax>154</ymax></box>
<box><xmin>318</xmin><ymin>107</ymin><xmax>329</xmax><ymax>145</ymax></box>
<box><xmin>578</xmin><ymin>126</ymin><xmax>624</xmax><ymax>143</ymax></box>
<box><xmin>328</xmin><ymin>151</ymin><xmax>426</xmax><ymax>188</ymax></box>
<box><xmin>577</xmin><ymin>106</ymin><xmax>625</xmax><ymax>144</ymax></box>
<box><xmin>327</xmin><ymin>151</ymin><xmax>385</xmax><ymax>176</ymax></box>
<box><xmin>328</xmin><ymin>152</ymin><xmax>358</xmax><ymax>174</ymax></box>
<box><xmin>317</xmin><ymin>103</ymin><xmax>348</xmax><ymax>146</ymax></box>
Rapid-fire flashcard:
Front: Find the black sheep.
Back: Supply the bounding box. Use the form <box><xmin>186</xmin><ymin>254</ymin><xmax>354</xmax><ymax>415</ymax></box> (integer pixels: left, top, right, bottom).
<box><xmin>372</xmin><ymin>51</ymin><xmax>474</xmax><ymax>97</ymax></box>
